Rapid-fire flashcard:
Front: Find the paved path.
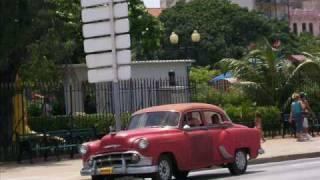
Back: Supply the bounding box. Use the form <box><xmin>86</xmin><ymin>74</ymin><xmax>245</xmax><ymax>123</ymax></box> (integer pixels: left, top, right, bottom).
<box><xmin>1</xmin><ymin>136</ymin><xmax>320</xmax><ymax>180</ymax></box>
<box><xmin>252</xmin><ymin>136</ymin><xmax>320</xmax><ymax>163</ymax></box>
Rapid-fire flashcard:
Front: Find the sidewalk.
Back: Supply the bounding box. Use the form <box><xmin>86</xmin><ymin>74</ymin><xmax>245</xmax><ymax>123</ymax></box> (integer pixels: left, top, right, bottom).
<box><xmin>1</xmin><ymin>136</ymin><xmax>320</xmax><ymax>180</ymax></box>
<box><xmin>251</xmin><ymin>135</ymin><xmax>320</xmax><ymax>164</ymax></box>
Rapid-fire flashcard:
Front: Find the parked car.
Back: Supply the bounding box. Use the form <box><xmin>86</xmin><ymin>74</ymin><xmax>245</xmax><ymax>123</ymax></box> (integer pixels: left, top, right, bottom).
<box><xmin>80</xmin><ymin>103</ymin><xmax>264</xmax><ymax>180</ymax></box>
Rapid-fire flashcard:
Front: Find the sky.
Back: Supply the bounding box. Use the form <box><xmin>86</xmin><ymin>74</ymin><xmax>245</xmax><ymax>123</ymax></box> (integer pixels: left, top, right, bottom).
<box><xmin>143</xmin><ymin>0</ymin><xmax>160</xmax><ymax>8</ymax></box>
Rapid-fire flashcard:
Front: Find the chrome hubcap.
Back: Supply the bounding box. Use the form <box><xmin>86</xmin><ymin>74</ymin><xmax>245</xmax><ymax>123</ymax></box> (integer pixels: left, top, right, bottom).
<box><xmin>159</xmin><ymin>160</ymin><xmax>170</xmax><ymax>180</ymax></box>
<box><xmin>235</xmin><ymin>151</ymin><xmax>246</xmax><ymax>170</ymax></box>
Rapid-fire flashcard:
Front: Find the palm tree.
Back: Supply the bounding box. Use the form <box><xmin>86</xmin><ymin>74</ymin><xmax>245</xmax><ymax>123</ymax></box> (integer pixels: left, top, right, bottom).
<box><xmin>217</xmin><ymin>39</ymin><xmax>320</xmax><ymax>109</ymax></box>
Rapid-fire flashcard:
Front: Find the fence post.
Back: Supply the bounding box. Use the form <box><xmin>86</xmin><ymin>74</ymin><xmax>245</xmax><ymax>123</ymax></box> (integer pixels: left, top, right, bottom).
<box><xmin>69</xmin><ymin>85</ymin><xmax>74</xmax><ymax>129</ymax></box>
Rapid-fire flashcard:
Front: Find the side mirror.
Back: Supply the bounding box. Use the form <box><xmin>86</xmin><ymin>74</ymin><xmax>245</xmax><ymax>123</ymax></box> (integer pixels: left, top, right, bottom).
<box><xmin>222</xmin><ymin>121</ymin><xmax>232</xmax><ymax>127</ymax></box>
<box><xmin>183</xmin><ymin>124</ymin><xmax>191</xmax><ymax>129</ymax></box>
<box><xmin>121</xmin><ymin>127</ymin><xmax>127</xmax><ymax>131</ymax></box>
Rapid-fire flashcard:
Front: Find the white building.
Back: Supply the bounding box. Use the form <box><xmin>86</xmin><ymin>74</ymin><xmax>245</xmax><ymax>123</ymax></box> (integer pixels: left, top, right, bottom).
<box><xmin>289</xmin><ymin>0</ymin><xmax>320</xmax><ymax>36</ymax></box>
<box><xmin>230</xmin><ymin>0</ymin><xmax>256</xmax><ymax>10</ymax></box>
<box><xmin>63</xmin><ymin>60</ymin><xmax>194</xmax><ymax>114</ymax></box>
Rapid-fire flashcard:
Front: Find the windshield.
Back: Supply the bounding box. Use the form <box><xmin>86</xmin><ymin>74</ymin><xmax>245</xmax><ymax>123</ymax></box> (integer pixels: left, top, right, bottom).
<box><xmin>222</xmin><ymin>110</ymin><xmax>232</xmax><ymax>122</ymax></box>
<box><xmin>128</xmin><ymin>111</ymin><xmax>180</xmax><ymax>130</ymax></box>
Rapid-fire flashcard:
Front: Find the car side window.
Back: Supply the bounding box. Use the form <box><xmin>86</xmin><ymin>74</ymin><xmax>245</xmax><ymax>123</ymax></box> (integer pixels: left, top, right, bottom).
<box><xmin>184</xmin><ymin>111</ymin><xmax>202</xmax><ymax>128</ymax></box>
<box><xmin>203</xmin><ymin>111</ymin><xmax>222</xmax><ymax>125</ymax></box>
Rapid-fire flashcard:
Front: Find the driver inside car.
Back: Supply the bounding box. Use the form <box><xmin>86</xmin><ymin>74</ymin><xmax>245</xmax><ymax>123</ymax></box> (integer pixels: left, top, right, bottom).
<box><xmin>184</xmin><ymin>113</ymin><xmax>201</xmax><ymax>128</ymax></box>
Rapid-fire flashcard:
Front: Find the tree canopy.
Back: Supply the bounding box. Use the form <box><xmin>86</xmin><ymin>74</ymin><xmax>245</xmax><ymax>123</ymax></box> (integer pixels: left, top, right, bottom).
<box><xmin>0</xmin><ymin>0</ymin><xmax>83</xmax><ymax>82</ymax></box>
<box><xmin>296</xmin><ymin>33</ymin><xmax>320</xmax><ymax>56</ymax></box>
<box><xmin>129</xmin><ymin>0</ymin><xmax>162</xmax><ymax>60</ymax></box>
<box><xmin>159</xmin><ymin>0</ymin><xmax>295</xmax><ymax>65</ymax></box>
<box><xmin>0</xmin><ymin>0</ymin><xmax>162</xmax><ymax>82</ymax></box>
<box><xmin>217</xmin><ymin>39</ymin><xmax>320</xmax><ymax>109</ymax></box>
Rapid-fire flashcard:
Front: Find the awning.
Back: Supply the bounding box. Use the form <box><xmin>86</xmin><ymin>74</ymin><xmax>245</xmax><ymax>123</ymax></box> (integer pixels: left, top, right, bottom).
<box><xmin>211</xmin><ymin>72</ymin><xmax>233</xmax><ymax>83</ymax></box>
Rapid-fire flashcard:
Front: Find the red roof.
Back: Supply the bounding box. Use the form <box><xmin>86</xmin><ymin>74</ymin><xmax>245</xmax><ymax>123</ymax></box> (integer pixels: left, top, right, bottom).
<box><xmin>289</xmin><ymin>55</ymin><xmax>306</xmax><ymax>63</ymax></box>
<box><xmin>133</xmin><ymin>103</ymin><xmax>222</xmax><ymax>115</ymax></box>
<box><xmin>147</xmin><ymin>8</ymin><xmax>163</xmax><ymax>17</ymax></box>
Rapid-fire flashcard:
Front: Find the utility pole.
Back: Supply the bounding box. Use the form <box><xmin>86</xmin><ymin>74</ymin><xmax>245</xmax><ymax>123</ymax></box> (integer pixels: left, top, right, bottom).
<box><xmin>287</xmin><ymin>0</ymin><xmax>291</xmax><ymax>23</ymax></box>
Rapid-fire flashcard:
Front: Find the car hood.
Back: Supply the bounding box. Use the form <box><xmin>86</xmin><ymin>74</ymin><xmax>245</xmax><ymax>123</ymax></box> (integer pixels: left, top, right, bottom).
<box><xmin>97</xmin><ymin>127</ymin><xmax>178</xmax><ymax>154</ymax></box>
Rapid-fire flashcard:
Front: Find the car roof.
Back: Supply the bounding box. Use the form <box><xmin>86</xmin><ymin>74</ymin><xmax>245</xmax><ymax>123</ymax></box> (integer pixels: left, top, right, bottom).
<box><xmin>133</xmin><ymin>103</ymin><xmax>223</xmax><ymax>115</ymax></box>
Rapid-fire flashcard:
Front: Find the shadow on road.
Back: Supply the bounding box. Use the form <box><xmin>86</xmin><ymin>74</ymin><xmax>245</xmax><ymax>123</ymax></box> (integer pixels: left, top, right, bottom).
<box><xmin>187</xmin><ymin>170</ymin><xmax>264</xmax><ymax>180</ymax></box>
<box><xmin>1</xmin><ymin>159</ymin><xmax>77</xmax><ymax>171</ymax></box>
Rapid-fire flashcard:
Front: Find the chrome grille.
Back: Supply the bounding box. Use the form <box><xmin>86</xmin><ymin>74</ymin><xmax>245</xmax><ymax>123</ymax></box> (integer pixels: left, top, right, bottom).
<box><xmin>93</xmin><ymin>153</ymin><xmax>137</xmax><ymax>168</ymax></box>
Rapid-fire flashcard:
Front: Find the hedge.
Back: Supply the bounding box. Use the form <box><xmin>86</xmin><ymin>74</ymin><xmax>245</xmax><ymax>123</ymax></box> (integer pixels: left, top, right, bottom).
<box><xmin>28</xmin><ymin>113</ymin><xmax>131</xmax><ymax>134</ymax></box>
<box><xmin>224</xmin><ymin>104</ymin><xmax>281</xmax><ymax>134</ymax></box>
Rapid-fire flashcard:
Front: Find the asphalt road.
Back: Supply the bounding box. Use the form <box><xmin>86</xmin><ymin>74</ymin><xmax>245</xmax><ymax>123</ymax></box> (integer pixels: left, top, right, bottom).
<box><xmin>2</xmin><ymin>157</ymin><xmax>320</xmax><ymax>180</ymax></box>
<box><xmin>188</xmin><ymin>157</ymin><xmax>320</xmax><ymax>180</ymax></box>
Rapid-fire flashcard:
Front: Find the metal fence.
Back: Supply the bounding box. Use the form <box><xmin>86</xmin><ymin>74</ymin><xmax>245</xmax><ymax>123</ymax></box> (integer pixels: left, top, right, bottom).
<box><xmin>1</xmin><ymin>75</ymin><xmax>320</xmax><ymax>162</ymax></box>
<box><xmin>0</xmin><ymin>78</ymin><xmax>195</xmax><ymax>161</ymax></box>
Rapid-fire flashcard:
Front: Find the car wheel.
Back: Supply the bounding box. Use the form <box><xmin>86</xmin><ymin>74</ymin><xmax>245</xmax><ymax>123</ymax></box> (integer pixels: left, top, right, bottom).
<box><xmin>228</xmin><ymin>150</ymin><xmax>248</xmax><ymax>175</ymax></box>
<box><xmin>91</xmin><ymin>175</ymin><xmax>114</xmax><ymax>180</ymax></box>
<box><xmin>174</xmin><ymin>170</ymin><xmax>189</xmax><ymax>180</ymax></box>
<box><xmin>91</xmin><ymin>175</ymin><xmax>104</xmax><ymax>180</ymax></box>
<box><xmin>152</xmin><ymin>155</ymin><xmax>173</xmax><ymax>180</ymax></box>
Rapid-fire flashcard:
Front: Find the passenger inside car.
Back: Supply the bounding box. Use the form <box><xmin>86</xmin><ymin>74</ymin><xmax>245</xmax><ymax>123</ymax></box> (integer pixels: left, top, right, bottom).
<box><xmin>185</xmin><ymin>112</ymin><xmax>201</xmax><ymax>127</ymax></box>
<box><xmin>211</xmin><ymin>114</ymin><xmax>221</xmax><ymax>125</ymax></box>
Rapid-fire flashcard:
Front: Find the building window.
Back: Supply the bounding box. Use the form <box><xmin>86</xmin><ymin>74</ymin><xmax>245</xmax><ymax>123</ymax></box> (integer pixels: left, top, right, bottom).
<box><xmin>309</xmin><ymin>23</ymin><xmax>313</xmax><ymax>35</ymax></box>
<box><xmin>168</xmin><ymin>70</ymin><xmax>176</xmax><ymax>86</ymax></box>
<box><xmin>302</xmin><ymin>23</ymin><xmax>307</xmax><ymax>32</ymax></box>
<box><xmin>293</xmin><ymin>23</ymin><xmax>298</xmax><ymax>35</ymax></box>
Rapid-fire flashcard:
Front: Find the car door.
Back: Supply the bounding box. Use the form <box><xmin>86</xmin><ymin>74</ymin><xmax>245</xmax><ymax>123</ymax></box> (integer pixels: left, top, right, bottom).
<box><xmin>203</xmin><ymin>110</ymin><xmax>233</xmax><ymax>165</ymax></box>
<box><xmin>183</xmin><ymin>111</ymin><xmax>211</xmax><ymax>169</ymax></box>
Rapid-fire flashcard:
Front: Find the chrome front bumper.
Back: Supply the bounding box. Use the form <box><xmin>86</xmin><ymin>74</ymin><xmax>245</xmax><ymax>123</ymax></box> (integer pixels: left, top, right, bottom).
<box><xmin>258</xmin><ymin>148</ymin><xmax>265</xmax><ymax>155</ymax></box>
<box><xmin>81</xmin><ymin>165</ymin><xmax>158</xmax><ymax>176</ymax></box>
<box><xmin>80</xmin><ymin>151</ymin><xmax>158</xmax><ymax>176</ymax></box>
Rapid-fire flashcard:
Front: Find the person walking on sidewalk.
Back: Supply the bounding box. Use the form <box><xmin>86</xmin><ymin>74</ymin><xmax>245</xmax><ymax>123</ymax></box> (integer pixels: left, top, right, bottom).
<box><xmin>255</xmin><ymin>112</ymin><xmax>266</xmax><ymax>142</ymax></box>
<box><xmin>300</xmin><ymin>92</ymin><xmax>312</xmax><ymax>140</ymax></box>
<box><xmin>289</xmin><ymin>93</ymin><xmax>305</xmax><ymax>142</ymax></box>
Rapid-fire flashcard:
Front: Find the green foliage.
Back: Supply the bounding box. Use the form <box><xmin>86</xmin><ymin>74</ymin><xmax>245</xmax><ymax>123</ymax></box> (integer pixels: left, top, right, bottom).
<box><xmin>217</xmin><ymin>39</ymin><xmax>320</xmax><ymax>108</ymax></box>
<box><xmin>189</xmin><ymin>66</ymin><xmax>219</xmax><ymax>84</ymax></box>
<box><xmin>193</xmin><ymin>84</ymin><xmax>253</xmax><ymax>106</ymax></box>
<box><xmin>1</xmin><ymin>0</ymin><xmax>162</xmax><ymax>82</ymax></box>
<box><xmin>266</xmin><ymin>19</ymin><xmax>299</xmax><ymax>56</ymax></box>
<box><xmin>129</xmin><ymin>0</ymin><xmax>162</xmax><ymax>60</ymax></box>
<box><xmin>159</xmin><ymin>0</ymin><xmax>293</xmax><ymax>65</ymax></box>
<box><xmin>297</xmin><ymin>33</ymin><xmax>320</xmax><ymax>56</ymax></box>
<box><xmin>27</xmin><ymin>102</ymin><xmax>42</xmax><ymax>117</ymax></box>
<box><xmin>0</xmin><ymin>0</ymin><xmax>83</xmax><ymax>82</ymax></box>
<box><xmin>224</xmin><ymin>105</ymin><xmax>281</xmax><ymax>130</ymax></box>
<box><xmin>28</xmin><ymin>113</ymin><xmax>132</xmax><ymax>134</ymax></box>
<box><xmin>19</xmin><ymin>0</ymin><xmax>83</xmax><ymax>82</ymax></box>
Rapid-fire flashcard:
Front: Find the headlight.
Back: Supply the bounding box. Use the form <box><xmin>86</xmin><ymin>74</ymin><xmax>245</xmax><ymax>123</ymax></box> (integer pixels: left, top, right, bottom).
<box><xmin>79</xmin><ymin>144</ymin><xmax>88</xmax><ymax>155</ymax></box>
<box><xmin>137</xmin><ymin>139</ymin><xmax>149</xmax><ymax>149</ymax></box>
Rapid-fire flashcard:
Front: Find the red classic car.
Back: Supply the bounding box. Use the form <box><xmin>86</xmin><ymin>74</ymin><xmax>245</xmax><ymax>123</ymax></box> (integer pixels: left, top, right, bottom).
<box><xmin>80</xmin><ymin>103</ymin><xmax>264</xmax><ymax>180</ymax></box>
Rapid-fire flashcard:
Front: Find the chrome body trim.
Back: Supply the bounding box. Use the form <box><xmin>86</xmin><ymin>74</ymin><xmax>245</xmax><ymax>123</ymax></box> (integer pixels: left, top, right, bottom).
<box><xmin>80</xmin><ymin>151</ymin><xmax>157</xmax><ymax>176</ymax></box>
<box><xmin>219</xmin><ymin>145</ymin><xmax>233</xmax><ymax>159</ymax></box>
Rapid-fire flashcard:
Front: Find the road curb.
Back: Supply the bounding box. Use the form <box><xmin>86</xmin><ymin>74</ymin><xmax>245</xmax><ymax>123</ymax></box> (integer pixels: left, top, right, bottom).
<box><xmin>249</xmin><ymin>152</ymin><xmax>320</xmax><ymax>165</ymax></box>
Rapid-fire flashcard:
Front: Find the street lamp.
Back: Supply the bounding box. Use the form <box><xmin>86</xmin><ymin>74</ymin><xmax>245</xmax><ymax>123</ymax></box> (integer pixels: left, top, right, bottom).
<box><xmin>169</xmin><ymin>30</ymin><xmax>201</xmax><ymax>58</ymax></box>
<box><xmin>169</xmin><ymin>32</ymin><xmax>179</xmax><ymax>45</ymax></box>
<box><xmin>169</xmin><ymin>30</ymin><xmax>201</xmax><ymax>45</ymax></box>
<box><xmin>191</xmin><ymin>30</ymin><xmax>200</xmax><ymax>43</ymax></box>
<box><xmin>169</xmin><ymin>30</ymin><xmax>201</xmax><ymax>88</ymax></box>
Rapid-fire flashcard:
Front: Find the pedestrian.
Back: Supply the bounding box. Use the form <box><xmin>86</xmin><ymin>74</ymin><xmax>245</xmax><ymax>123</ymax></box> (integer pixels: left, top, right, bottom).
<box><xmin>289</xmin><ymin>93</ymin><xmax>304</xmax><ymax>142</ymax></box>
<box><xmin>255</xmin><ymin>112</ymin><xmax>266</xmax><ymax>142</ymax></box>
<box><xmin>300</xmin><ymin>92</ymin><xmax>312</xmax><ymax>140</ymax></box>
<box><xmin>42</xmin><ymin>97</ymin><xmax>52</xmax><ymax>116</ymax></box>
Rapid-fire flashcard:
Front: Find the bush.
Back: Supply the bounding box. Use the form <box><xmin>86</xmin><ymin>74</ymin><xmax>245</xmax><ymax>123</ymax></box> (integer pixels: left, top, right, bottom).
<box><xmin>28</xmin><ymin>113</ymin><xmax>132</xmax><ymax>135</ymax></box>
<box><xmin>27</xmin><ymin>102</ymin><xmax>42</xmax><ymax>116</ymax></box>
<box><xmin>194</xmin><ymin>86</ymin><xmax>253</xmax><ymax>107</ymax></box>
<box><xmin>224</xmin><ymin>104</ymin><xmax>281</xmax><ymax>131</ymax></box>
